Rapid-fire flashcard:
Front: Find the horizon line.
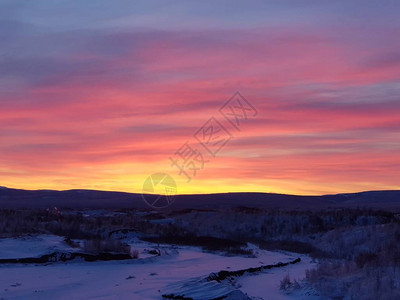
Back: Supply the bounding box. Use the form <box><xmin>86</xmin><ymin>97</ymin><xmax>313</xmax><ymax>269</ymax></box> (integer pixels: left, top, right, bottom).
<box><xmin>1</xmin><ymin>185</ymin><xmax>399</xmax><ymax>198</ymax></box>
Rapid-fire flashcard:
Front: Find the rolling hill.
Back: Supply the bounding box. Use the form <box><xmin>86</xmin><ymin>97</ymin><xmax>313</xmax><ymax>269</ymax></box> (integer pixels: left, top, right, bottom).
<box><xmin>0</xmin><ymin>187</ymin><xmax>399</xmax><ymax>211</ymax></box>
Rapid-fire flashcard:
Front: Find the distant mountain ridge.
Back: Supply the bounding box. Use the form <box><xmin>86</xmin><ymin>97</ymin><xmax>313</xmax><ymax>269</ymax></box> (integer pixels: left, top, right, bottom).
<box><xmin>0</xmin><ymin>187</ymin><xmax>399</xmax><ymax>211</ymax></box>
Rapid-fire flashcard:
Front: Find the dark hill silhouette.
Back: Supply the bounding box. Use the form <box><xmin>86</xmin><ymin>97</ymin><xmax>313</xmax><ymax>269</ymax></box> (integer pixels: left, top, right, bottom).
<box><xmin>0</xmin><ymin>187</ymin><xmax>399</xmax><ymax>210</ymax></box>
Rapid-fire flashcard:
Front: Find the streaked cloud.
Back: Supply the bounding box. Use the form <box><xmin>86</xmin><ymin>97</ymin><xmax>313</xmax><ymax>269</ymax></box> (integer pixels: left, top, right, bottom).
<box><xmin>0</xmin><ymin>0</ymin><xmax>399</xmax><ymax>194</ymax></box>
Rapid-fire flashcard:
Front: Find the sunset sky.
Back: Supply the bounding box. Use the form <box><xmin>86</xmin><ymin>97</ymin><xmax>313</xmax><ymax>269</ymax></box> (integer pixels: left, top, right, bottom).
<box><xmin>1</xmin><ymin>1</ymin><xmax>399</xmax><ymax>195</ymax></box>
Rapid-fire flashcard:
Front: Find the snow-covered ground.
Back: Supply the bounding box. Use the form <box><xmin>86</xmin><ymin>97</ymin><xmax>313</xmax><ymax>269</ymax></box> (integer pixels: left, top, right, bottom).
<box><xmin>237</xmin><ymin>260</ymin><xmax>319</xmax><ymax>300</ymax></box>
<box><xmin>0</xmin><ymin>235</ymin><xmax>317</xmax><ymax>299</ymax></box>
<box><xmin>0</xmin><ymin>235</ymin><xmax>75</xmax><ymax>259</ymax></box>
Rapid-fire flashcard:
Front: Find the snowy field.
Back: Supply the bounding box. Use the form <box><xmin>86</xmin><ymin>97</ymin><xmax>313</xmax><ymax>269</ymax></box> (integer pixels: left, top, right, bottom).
<box><xmin>0</xmin><ymin>235</ymin><xmax>317</xmax><ymax>299</ymax></box>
